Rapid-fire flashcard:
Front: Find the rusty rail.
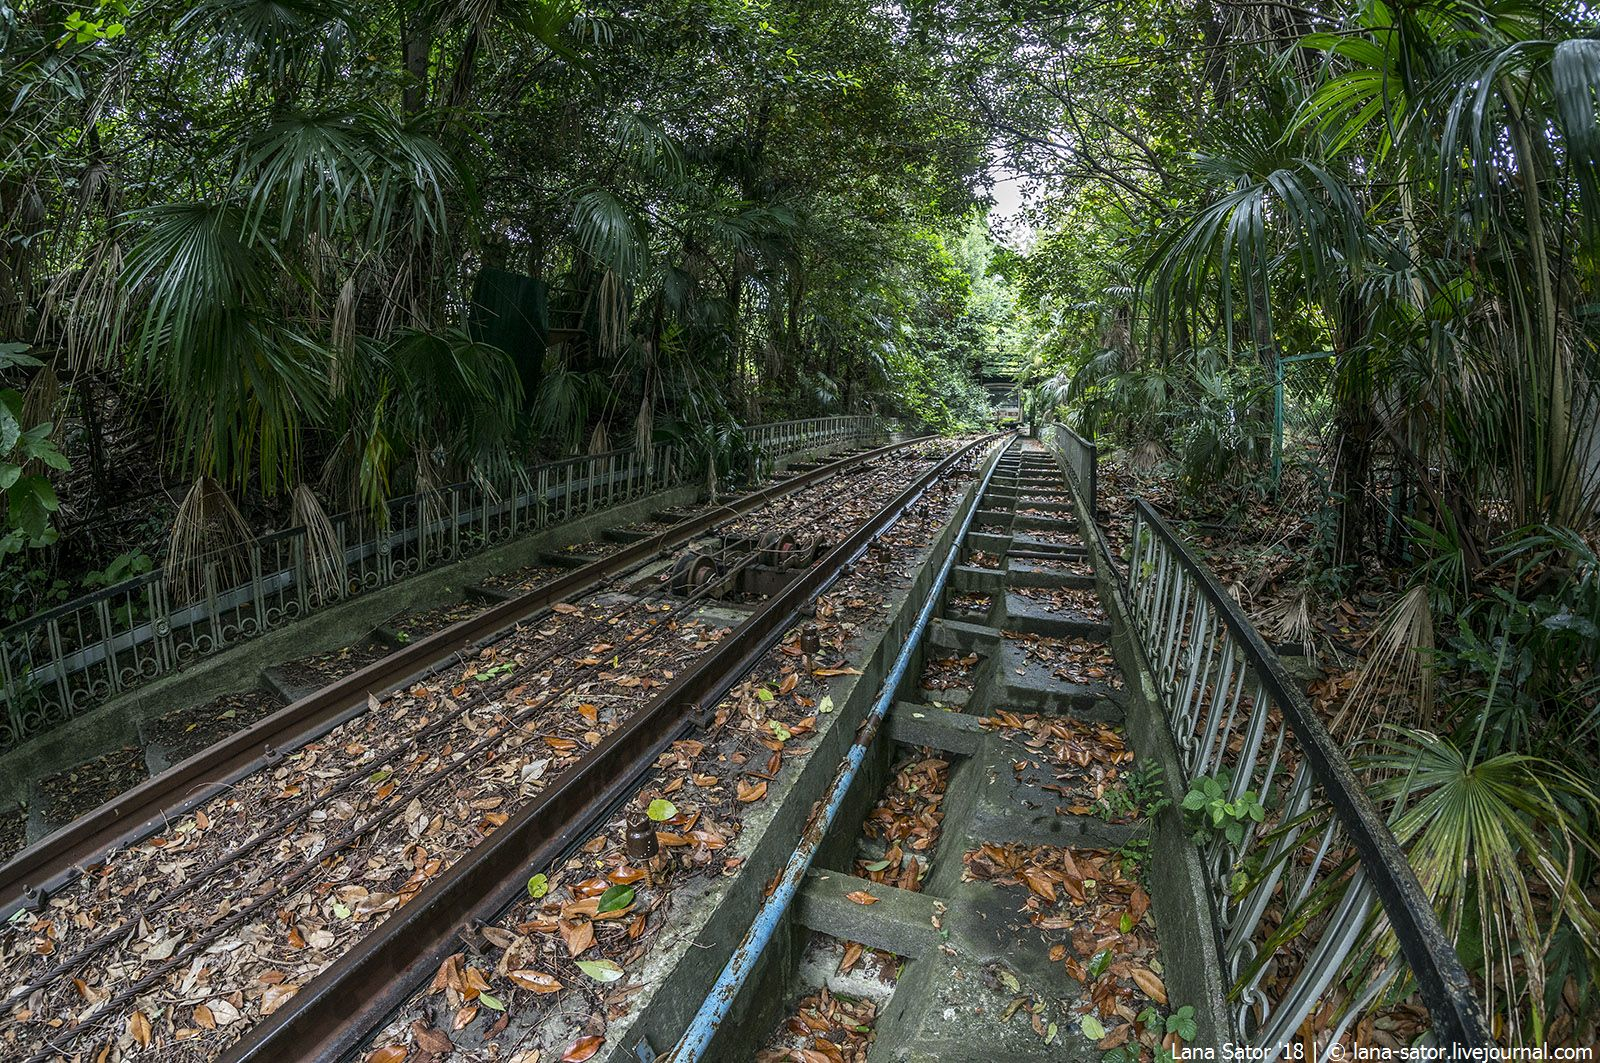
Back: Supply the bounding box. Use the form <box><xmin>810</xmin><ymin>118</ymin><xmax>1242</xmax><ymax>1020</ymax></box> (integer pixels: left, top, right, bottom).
<box><xmin>0</xmin><ymin>436</ymin><xmax>920</xmax><ymax>917</ymax></box>
<box><xmin>222</xmin><ymin>434</ymin><xmax>1001</xmax><ymax>1063</ymax></box>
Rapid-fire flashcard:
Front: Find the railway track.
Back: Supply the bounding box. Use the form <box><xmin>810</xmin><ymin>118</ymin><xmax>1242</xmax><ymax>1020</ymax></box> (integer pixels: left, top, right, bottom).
<box><xmin>1</xmin><ymin>434</ymin><xmax>1001</xmax><ymax>1063</ymax></box>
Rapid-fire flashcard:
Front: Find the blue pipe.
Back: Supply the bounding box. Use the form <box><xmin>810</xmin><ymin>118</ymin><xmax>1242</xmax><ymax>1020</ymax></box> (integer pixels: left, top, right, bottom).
<box><xmin>665</xmin><ymin>440</ymin><xmax>1008</xmax><ymax>1062</ymax></box>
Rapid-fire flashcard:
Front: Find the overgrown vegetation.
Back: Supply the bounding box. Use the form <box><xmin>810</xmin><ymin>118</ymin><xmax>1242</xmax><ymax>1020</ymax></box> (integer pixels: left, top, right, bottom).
<box><xmin>0</xmin><ymin>0</ymin><xmax>1006</xmax><ymax>612</ymax></box>
<box><xmin>5</xmin><ymin>0</ymin><xmax>1598</xmax><ymax>1047</ymax></box>
<box><xmin>987</xmin><ymin>0</ymin><xmax>1600</xmax><ymax>1044</ymax></box>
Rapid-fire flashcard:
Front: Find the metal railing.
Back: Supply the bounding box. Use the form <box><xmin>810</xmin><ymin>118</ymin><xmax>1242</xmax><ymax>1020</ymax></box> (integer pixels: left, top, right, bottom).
<box><xmin>0</xmin><ymin>416</ymin><xmax>881</xmax><ymax>751</ymax></box>
<box><xmin>1041</xmin><ymin>421</ymin><xmax>1098</xmax><ymax>511</ymax></box>
<box><xmin>1123</xmin><ymin>499</ymin><xmax>1488</xmax><ymax>1054</ymax></box>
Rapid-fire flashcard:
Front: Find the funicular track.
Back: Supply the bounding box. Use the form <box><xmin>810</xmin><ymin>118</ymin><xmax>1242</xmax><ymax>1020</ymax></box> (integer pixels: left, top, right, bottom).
<box><xmin>648</xmin><ymin>432</ymin><xmax>1489</xmax><ymax>1063</ymax></box>
<box><xmin>0</xmin><ymin>438</ymin><xmax>907</xmax><ymax>915</ymax></box>
<box><xmin>0</xmin><ymin>433</ymin><xmax>1003</xmax><ymax>1063</ymax></box>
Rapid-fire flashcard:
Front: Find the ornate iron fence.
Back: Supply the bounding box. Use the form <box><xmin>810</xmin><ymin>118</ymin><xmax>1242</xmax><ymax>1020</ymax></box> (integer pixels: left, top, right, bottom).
<box><xmin>0</xmin><ymin>416</ymin><xmax>880</xmax><ymax>751</ymax></box>
<box><xmin>1123</xmin><ymin>499</ymin><xmax>1488</xmax><ymax>1054</ymax></box>
<box><xmin>1041</xmin><ymin>421</ymin><xmax>1097</xmax><ymax>509</ymax></box>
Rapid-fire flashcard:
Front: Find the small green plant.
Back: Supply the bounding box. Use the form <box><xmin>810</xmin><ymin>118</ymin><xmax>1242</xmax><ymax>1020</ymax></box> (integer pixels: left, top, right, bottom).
<box><xmin>1095</xmin><ymin>758</ymin><xmax>1169</xmax><ymax>821</ymax></box>
<box><xmin>1181</xmin><ymin>772</ymin><xmax>1264</xmax><ymax>846</ymax></box>
<box><xmin>1137</xmin><ymin>1004</ymin><xmax>1197</xmax><ymax>1042</ymax></box>
<box><xmin>2</xmin><ymin>344</ymin><xmax>70</xmax><ymax>559</ymax></box>
<box><xmin>471</xmin><ymin>661</ymin><xmax>516</xmax><ymax>681</ymax></box>
<box><xmin>82</xmin><ymin>549</ymin><xmax>155</xmax><ymax>590</ymax></box>
<box><xmin>1111</xmin><ymin>837</ymin><xmax>1151</xmax><ymax>880</ymax></box>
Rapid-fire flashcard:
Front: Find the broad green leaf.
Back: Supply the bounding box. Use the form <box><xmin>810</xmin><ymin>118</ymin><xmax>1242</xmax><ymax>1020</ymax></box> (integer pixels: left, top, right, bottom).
<box><xmin>647</xmin><ymin>799</ymin><xmax>677</xmax><ymax>822</ymax></box>
<box><xmin>597</xmin><ymin>884</ymin><xmax>635</xmax><ymax>914</ymax></box>
<box><xmin>527</xmin><ymin>873</ymin><xmax>550</xmax><ymax>899</ymax></box>
<box><xmin>575</xmin><ymin>959</ymin><xmax>624</xmax><ymax>982</ymax></box>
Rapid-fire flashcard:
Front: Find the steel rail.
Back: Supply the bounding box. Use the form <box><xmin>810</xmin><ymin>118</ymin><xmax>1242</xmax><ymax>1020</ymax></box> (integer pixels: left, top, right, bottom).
<box><xmin>667</xmin><ymin>436</ymin><xmax>1007</xmax><ymax>1061</ymax></box>
<box><xmin>5</xmin><ymin>544</ymin><xmax>770</xmax><ymax>1018</ymax></box>
<box><xmin>11</xmin><ymin>553</ymin><xmax>774</xmax><ymax>1063</ymax></box>
<box><xmin>0</xmin><ymin>437</ymin><xmax>925</xmax><ymax>916</ymax></box>
<box><xmin>223</xmin><ymin>434</ymin><xmax>1003</xmax><ymax>1063</ymax></box>
<box><xmin>1126</xmin><ymin>499</ymin><xmax>1489</xmax><ymax>1050</ymax></box>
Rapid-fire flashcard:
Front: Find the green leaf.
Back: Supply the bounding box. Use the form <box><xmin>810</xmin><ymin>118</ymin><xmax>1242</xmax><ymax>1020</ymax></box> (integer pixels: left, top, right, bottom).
<box><xmin>526</xmin><ymin>873</ymin><xmax>549</xmax><ymax>899</ymax></box>
<box><xmin>1119</xmin><ymin>912</ymin><xmax>1134</xmax><ymax>933</ymax></box>
<box><xmin>756</xmin><ymin>686</ymin><xmax>774</xmax><ymax>702</ymax></box>
<box><xmin>597</xmin><ymin>883</ymin><xmax>635</xmax><ymax>914</ymax></box>
<box><xmin>575</xmin><ymin>958</ymin><xmax>624</xmax><ymax>982</ymax></box>
<box><xmin>647</xmin><ymin>798</ymin><xmax>677</xmax><ymax>822</ymax></box>
<box><xmin>768</xmin><ymin>720</ymin><xmax>791</xmax><ymax>741</ymax></box>
<box><xmin>1087</xmin><ymin>948</ymin><xmax>1113</xmax><ymax>979</ymax></box>
<box><xmin>817</xmin><ymin>694</ymin><xmax>834</xmax><ymax>714</ymax></box>
<box><xmin>478</xmin><ymin>991</ymin><xmax>505</xmax><ymax>1011</ymax></box>
<box><xmin>863</xmin><ymin>859</ymin><xmax>891</xmax><ymax>872</ymax></box>
<box><xmin>1078</xmin><ymin>1014</ymin><xmax>1106</xmax><ymax>1041</ymax></box>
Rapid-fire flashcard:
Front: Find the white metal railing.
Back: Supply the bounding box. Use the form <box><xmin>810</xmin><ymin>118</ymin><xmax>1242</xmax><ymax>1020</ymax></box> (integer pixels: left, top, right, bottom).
<box><xmin>1041</xmin><ymin>421</ymin><xmax>1097</xmax><ymax>509</ymax></box>
<box><xmin>1122</xmin><ymin>500</ymin><xmax>1488</xmax><ymax>1055</ymax></box>
<box><xmin>0</xmin><ymin>416</ymin><xmax>881</xmax><ymax>750</ymax></box>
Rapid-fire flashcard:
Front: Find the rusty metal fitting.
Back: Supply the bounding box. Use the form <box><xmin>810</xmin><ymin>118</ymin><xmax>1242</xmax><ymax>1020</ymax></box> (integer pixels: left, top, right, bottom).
<box><xmin>625</xmin><ymin>815</ymin><xmax>659</xmax><ymax>862</ymax></box>
<box><xmin>800</xmin><ymin>624</ymin><xmax>820</xmax><ymax>657</ymax></box>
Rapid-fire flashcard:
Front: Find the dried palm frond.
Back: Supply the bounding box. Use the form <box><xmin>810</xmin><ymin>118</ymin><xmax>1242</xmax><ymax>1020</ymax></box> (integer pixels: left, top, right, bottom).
<box><xmin>318</xmin><ymin>429</ymin><xmax>359</xmax><ymax>518</ymax></box>
<box><xmin>1336</xmin><ymin>584</ymin><xmax>1434</xmax><ymax>739</ymax></box>
<box><xmin>20</xmin><ymin>359</ymin><xmax>60</xmax><ymax>438</ymax></box>
<box><xmin>330</xmin><ymin>275</ymin><xmax>359</xmax><ymax>379</ymax></box>
<box><xmin>291</xmin><ymin>484</ymin><xmax>346</xmax><ymax>601</ymax></box>
<box><xmin>1129</xmin><ymin>439</ymin><xmax>1171</xmax><ymax>472</ymax></box>
<box><xmin>37</xmin><ymin>240</ymin><xmax>125</xmax><ymax>371</ymax></box>
<box><xmin>588</xmin><ymin>420</ymin><xmax>609</xmax><ymax>455</ymax></box>
<box><xmin>1259</xmin><ymin>587</ymin><xmax>1316</xmax><ymax>660</ymax></box>
<box><xmin>415</xmin><ymin>449</ymin><xmax>445</xmax><ymax>549</ymax></box>
<box><xmin>597</xmin><ymin>270</ymin><xmax>626</xmax><ymax>360</ymax></box>
<box><xmin>634</xmin><ymin>393</ymin><xmax>653</xmax><ymax>455</ymax></box>
<box><xmin>165</xmin><ymin>477</ymin><xmax>255</xmax><ymax>604</ymax></box>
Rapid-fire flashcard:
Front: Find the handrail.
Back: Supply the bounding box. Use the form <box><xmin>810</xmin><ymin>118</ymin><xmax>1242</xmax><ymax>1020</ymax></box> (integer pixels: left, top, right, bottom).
<box><xmin>0</xmin><ymin>416</ymin><xmax>882</xmax><ymax>751</ymax></box>
<box><xmin>1041</xmin><ymin>421</ymin><xmax>1097</xmax><ymax>512</ymax></box>
<box><xmin>1123</xmin><ymin>499</ymin><xmax>1489</xmax><ymax>1054</ymax></box>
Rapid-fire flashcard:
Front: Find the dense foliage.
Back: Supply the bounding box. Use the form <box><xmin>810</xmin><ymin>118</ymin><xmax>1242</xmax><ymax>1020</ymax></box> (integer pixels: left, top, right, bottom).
<box><xmin>979</xmin><ymin>0</ymin><xmax>1600</xmax><ymax>1044</ymax></box>
<box><xmin>0</xmin><ymin>0</ymin><xmax>1000</xmax><ymax>604</ymax></box>
<box><xmin>7</xmin><ymin>0</ymin><xmax>1599</xmax><ymax>1047</ymax></box>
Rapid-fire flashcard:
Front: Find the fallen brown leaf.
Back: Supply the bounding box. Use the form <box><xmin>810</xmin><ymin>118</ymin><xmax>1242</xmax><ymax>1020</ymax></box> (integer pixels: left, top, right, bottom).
<box><xmin>562</xmin><ymin>1035</ymin><xmax>604</xmax><ymax>1061</ymax></box>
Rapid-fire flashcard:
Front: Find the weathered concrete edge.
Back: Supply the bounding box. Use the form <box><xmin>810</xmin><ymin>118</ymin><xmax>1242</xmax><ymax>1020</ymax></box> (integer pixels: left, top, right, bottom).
<box><xmin>1048</xmin><ymin>448</ymin><xmax>1236</xmax><ymax>1047</ymax></box>
<box><xmin>595</xmin><ymin>438</ymin><xmax>1005</xmax><ymax>1063</ymax></box>
<box><xmin>0</xmin><ymin>442</ymin><xmax>864</xmax><ymax>809</ymax></box>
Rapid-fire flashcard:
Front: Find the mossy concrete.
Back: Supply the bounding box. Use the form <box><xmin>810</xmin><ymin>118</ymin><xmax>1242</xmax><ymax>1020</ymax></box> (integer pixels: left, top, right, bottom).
<box><xmin>705</xmin><ymin>442</ymin><xmax>1235</xmax><ymax>1063</ymax></box>
<box><xmin>590</xmin><ymin>440</ymin><xmax>1007</xmax><ymax>1063</ymax></box>
<box><xmin>1047</xmin><ymin>450</ymin><xmax>1235</xmax><ymax>1047</ymax></box>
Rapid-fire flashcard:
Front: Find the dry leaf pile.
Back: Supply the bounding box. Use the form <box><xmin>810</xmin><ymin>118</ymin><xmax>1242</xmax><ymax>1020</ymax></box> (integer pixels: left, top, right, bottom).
<box><xmin>1011</xmin><ymin>584</ymin><xmax>1107</xmax><ymax>622</ymax></box>
<box><xmin>1005</xmin><ymin>631</ymin><xmax>1122</xmax><ymax>688</ymax></box>
<box><xmin>963</xmin><ymin>843</ymin><xmax>1171</xmax><ymax>1056</ymax></box>
<box><xmin>919</xmin><ymin>653</ymin><xmax>980</xmax><ymax>695</ymax></box>
<box><xmin>757</xmin><ymin>987</ymin><xmax>879</xmax><ymax>1063</ymax></box>
<box><xmin>980</xmin><ymin>711</ymin><xmax>1132</xmax><ymax>816</ymax></box>
<box><xmin>854</xmin><ymin>751</ymin><xmax>950</xmax><ymax>892</ymax></box>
